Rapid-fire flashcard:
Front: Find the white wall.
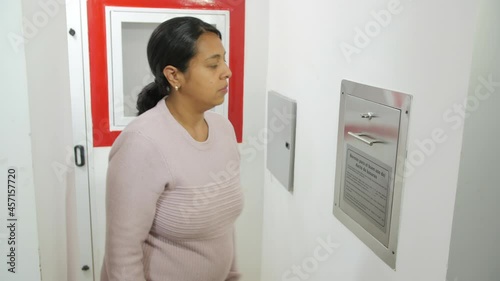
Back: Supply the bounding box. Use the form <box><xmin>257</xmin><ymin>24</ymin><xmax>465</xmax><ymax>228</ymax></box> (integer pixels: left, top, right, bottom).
<box><xmin>0</xmin><ymin>1</ymin><xmax>42</xmax><ymax>280</ymax></box>
<box><xmin>261</xmin><ymin>1</ymin><xmax>478</xmax><ymax>281</ymax></box>
<box><xmin>236</xmin><ymin>0</ymin><xmax>269</xmax><ymax>280</ymax></box>
<box><xmin>446</xmin><ymin>0</ymin><xmax>500</xmax><ymax>280</ymax></box>
<box><xmin>20</xmin><ymin>0</ymin><xmax>76</xmax><ymax>281</ymax></box>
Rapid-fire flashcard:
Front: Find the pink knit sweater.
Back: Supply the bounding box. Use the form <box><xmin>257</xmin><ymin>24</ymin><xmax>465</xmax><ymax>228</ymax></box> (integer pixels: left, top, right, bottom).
<box><xmin>100</xmin><ymin>99</ymin><xmax>244</xmax><ymax>281</ymax></box>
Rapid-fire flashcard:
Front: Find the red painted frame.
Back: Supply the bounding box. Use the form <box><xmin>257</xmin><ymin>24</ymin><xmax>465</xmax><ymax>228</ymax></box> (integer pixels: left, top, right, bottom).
<box><xmin>87</xmin><ymin>0</ymin><xmax>245</xmax><ymax>146</ymax></box>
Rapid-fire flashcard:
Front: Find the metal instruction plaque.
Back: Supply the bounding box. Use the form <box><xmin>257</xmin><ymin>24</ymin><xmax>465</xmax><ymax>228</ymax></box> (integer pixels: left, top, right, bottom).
<box><xmin>333</xmin><ymin>79</ymin><xmax>412</xmax><ymax>269</ymax></box>
<box><xmin>344</xmin><ymin>145</ymin><xmax>392</xmax><ymax>232</ymax></box>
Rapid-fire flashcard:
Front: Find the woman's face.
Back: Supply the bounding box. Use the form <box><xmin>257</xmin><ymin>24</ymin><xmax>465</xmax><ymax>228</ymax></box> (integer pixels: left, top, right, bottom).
<box><xmin>179</xmin><ymin>32</ymin><xmax>232</xmax><ymax>111</ymax></box>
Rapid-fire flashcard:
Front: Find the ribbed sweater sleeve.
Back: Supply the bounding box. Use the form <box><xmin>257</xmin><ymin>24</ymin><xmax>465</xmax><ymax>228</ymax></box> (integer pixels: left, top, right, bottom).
<box><xmin>102</xmin><ymin>131</ymin><xmax>171</xmax><ymax>281</ymax></box>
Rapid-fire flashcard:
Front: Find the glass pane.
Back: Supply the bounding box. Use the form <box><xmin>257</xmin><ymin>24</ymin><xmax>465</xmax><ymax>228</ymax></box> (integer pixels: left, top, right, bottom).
<box><xmin>121</xmin><ymin>22</ymin><xmax>159</xmax><ymax>117</ymax></box>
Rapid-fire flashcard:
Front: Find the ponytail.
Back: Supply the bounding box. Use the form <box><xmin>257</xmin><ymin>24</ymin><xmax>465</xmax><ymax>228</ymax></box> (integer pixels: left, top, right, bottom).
<box><xmin>136</xmin><ymin>78</ymin><xmax>169</xmax><ymax>116</ymax></box>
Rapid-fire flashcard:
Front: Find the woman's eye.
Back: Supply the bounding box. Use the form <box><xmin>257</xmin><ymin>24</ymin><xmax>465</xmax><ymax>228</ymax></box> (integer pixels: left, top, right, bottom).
<box><xmin>209</xmin><ymin>64</ymin><xmax>218</xmax><ymax>69</ymax></box>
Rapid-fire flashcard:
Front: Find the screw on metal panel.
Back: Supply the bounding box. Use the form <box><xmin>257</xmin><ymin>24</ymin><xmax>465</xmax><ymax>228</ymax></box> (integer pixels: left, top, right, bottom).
<box><xmin>69</xmin><ymin>28</ymin><xmax>76</xmax><ymax>36</ymax></box>
<box><xmin>405</xmin><ymin>110</ymin><xmax>408</xmax><ymax>114</ymax></box>
<box><xmin>81</xmin><ymin>265</ymin><xmax>90</xmax><ymax>271</ymax></box>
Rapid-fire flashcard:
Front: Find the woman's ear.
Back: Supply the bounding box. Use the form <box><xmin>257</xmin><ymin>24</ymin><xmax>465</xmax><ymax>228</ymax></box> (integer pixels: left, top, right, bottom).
<box><xmin>163</xmin><ymin>65</ymin><xmax>183</xmax><ymax>88</ymax></box>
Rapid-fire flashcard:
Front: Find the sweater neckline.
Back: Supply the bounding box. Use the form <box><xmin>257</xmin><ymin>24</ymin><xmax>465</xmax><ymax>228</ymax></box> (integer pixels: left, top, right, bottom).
<box><xmin>157</xmin><ymin>98</ymin><xmax>214</xmax><ymax>150</ymax></box>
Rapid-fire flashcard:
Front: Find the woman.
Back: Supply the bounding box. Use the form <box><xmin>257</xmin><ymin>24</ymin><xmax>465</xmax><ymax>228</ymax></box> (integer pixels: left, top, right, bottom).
<box><xmin>100</xmin><ymin>17</ymin><xmax>244</xmax><ymax>281</ymax></box>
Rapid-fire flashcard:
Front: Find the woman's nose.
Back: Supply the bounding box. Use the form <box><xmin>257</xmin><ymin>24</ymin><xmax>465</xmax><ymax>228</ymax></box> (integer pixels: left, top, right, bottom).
<box><xmin>223</xmin><ymin>62</ymin><xmax>232</xmax><ymax>79</ymax></box>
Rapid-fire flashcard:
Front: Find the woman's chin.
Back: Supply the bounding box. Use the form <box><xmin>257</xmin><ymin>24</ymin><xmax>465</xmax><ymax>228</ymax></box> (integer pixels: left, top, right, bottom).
<box><xmin>214</xmin><ymin>95</ymin><xmax>226</xmax><ymax>106</ymax></box>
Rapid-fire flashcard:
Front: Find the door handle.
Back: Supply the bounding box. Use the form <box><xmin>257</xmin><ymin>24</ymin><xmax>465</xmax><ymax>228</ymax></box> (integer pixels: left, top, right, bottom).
<box><xmin>348</xmin><ymin>132</ymin><xmax>384</xmax><ymax>146</ymax></box>
<box><xmin>74</xmin><ymin>145</ymin><xmax>86</xmax><ymax>167</ymax></box>
<box><xmin>361</xmin><ymin>112</ymin><xmax>376</xmax><ymax>120</ymax></box>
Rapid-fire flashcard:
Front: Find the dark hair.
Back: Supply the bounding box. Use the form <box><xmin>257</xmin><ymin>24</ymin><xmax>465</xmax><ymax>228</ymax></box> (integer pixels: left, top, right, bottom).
<box><xmin>136</xmin><ymin>17</ymin><xmax>222</xmax><ymax>115</ymax></box>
